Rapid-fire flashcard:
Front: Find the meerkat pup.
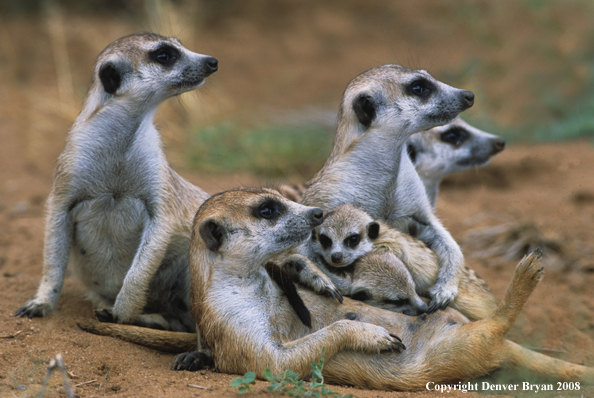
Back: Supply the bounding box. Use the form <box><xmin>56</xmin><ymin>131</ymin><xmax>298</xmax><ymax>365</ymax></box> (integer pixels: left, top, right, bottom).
<box><xmin>300</xmin><ymin>65</ymin><xmax>474</xmax><ymax>313</ymax></box>
<box><xmin>279</xmin><ymin>118</ymin><xmax>505</xmax><ymax>208</ymax></box>
<box><xmin>298</xmin><ymin>204</ymin><xmax>496</xmax><ymax>320</ymax></box>
<box><xmin>407</xmin><ymin>117</ymin><xmax>505</xmax><ymax>208</ymax></box>
<box><xmin>14</xmin><ymin>33</ymin><xmax>218</xmax><ymax>333</ymax></box>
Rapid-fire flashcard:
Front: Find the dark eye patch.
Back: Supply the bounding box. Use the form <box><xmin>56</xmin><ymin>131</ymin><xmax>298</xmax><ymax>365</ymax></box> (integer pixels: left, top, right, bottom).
<box><xmin>344</xmin><ymin>234</ymin><xmax>360</xmax><ymax>248</ymax></box>
<box><xmin>318</xmin><ymin>234</ymin><xmax>332</xmax><ymax>249</ymax></box>
<box><xmin>384</xmin><ymin>298</ymin><xmax>410</xmax><ymax>307</ymax></box>
<box><xmin>252</xmin><ymin>198</ymin><xmax>285</xmax><ymax>220</ymax></box>
<box><xmin>440</xmin><ymin>127</ymin><xmax>470</xmax><ymax>147</ymax></box>
<box><xmin>149</xmin><ymin>45</ymin><xmax>180</xmax><ymax>67</ymax></box>
<box><xmin>406</xmin><ymin>78</ymin><xmax>435</xmax><ymax>99</ymax></box>
<box><xmin>351</xmin><ymin>290</ymin><xmax>370</xmax><ymax>302</ymax></box>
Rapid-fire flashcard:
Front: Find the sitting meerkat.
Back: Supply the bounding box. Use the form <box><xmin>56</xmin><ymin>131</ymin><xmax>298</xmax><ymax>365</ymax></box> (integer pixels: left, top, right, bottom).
<box><xmin>278</xmin><ymin>118</ymin><xmax>505</xmax><ymax>208</ymax></box>
<box><xmin>300</xmin><ymin>65</ymin><xmax>475</xmax><ymax>312</ymax></box>
<box><xmin>407</xmin><ymin>117</ymin><xmax>505</xmax><ymax>208</ymax></box>
<box><xmin>298</xmin><ymin>204</ymin><xmax>496</xmax><ymax>320</ymax></box>
<box><xmin>79</xmin><ymin>188</ymin><xmax>594</xmax><ymax>390</ymax></box>
<box><xmin>14</xmin><ymin>33</ymin><xmax>218</xmax><ymax>333</ymax></box>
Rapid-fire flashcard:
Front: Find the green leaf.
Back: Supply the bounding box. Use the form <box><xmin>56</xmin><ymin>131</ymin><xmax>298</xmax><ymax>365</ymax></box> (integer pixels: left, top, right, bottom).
<box><xmin>243</xmin><ymin>372</ymin><xmax>256</xmax><ymax>383</ymax></box>
<box><xmin>230</xmin><ymin>377</ymin><xmax>244</xmax><ymax>388</ymax></box>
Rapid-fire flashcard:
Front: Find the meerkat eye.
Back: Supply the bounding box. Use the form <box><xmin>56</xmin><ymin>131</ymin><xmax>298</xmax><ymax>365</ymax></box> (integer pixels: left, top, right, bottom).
<box><xmin>384</xmin><ymin>298</ymin><xmax>410</xmax><ymax>307</ymax></box>
<box><xmin>344</xmin><ymin>234</ymin><xmax>360</xmax><ymax>248</ymax></box>
<box><xmin>253</xmin><ymin>199</ymin><xmax>284</xmax><ymax>220</ymax></box>
<box><xmin>150</xmin><ymin>45</ymin><xmax>180</xmax><ymax>67</ymax></box>
<box><xmin>407</xmin><ymin>79</ymin><xmax>435</xmax><ymax>99</ymax></box>
<box><xmin>318</xmin><ymin>234</ymin><xmax>332</xmax><ymax>249</ymax></box>
<box><xmin>440</xmin><ymin>127</ymin><xmax>470</xmax><ymax>147</ymax></box>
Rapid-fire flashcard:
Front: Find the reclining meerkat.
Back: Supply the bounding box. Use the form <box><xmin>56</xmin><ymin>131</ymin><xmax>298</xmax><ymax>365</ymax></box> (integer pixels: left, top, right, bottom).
<box><xmin>14</xmin><ymin>33</ymin><xmax>218</xmax><ymax>333</ymax></box>
<box><xmin>407</xmin><ymin>117</ymin><xmax>505</xmax><ymax>208</ymax></box>
<box><xmin>79</xmin><ymin>188</ymin><xmax>594</xmax><ymax>390</ymax></box>
<box><xmin>300</xmin><ymin>65</ymin><xmax>474</xmax><ymax>312</ymax></box>
<box><xmin>278</xmin><ymin>118</ymin><xmax>505</xmax><ymax>207</ymax></box>
<box><xmin>297</xmin><ymin>204</ymin><xmax>496</xmax><ymax>320</ymax></box>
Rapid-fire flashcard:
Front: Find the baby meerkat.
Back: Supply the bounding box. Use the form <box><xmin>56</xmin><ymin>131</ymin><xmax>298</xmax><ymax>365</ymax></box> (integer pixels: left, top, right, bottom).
<box><xmin>14</xmin><ymin>33</ymin><xmax>218</xmax><ymax>333</ymax></box>
<box><xmin>301</xmin><ymin>65</ymin><xmax>474</xmax><ymax>312</ymax></box>
<box><xmin>407</xmin><ymin>117</ymin><xmax>505</xmax><ymax>208</ymax></box>
<box><xmin>298</xmin><ymin>204</ymin><xmax>496</xmax><ymax>320</ymax></box>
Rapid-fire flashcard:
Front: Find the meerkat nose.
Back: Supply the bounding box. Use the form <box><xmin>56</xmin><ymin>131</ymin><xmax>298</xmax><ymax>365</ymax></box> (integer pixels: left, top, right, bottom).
<box><xmin>493</xmin><ymin>138</ymin><xmax>505</xmax><ymax>153</ymax></box>
<box><xmin>331</xmin><ymin>252</ymin><xmax>343</xmax><ymax>264</ymax></box>
<box><xmin>310</xmin><ymin>208</ymin><xmax>324</xmax><ymax>225</ymax></box>
<box><xmin>205</xmin><ymin>57</ymin><xmax>218</xmax><ymax>73</ymax></box>
<box><xmin>462</xmin><ymin>90</ymin><xmax>475</xmax><ymax>107</ymax></box>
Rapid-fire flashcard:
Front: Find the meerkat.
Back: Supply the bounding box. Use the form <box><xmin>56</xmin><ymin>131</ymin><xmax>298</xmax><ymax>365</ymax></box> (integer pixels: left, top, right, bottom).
<box><xmin>299</xmin><ymin>65</ymin><xmax>474</xmax><ymax>313</ymax></box>
<box><xmin>297</xmin><ymin>204</ymin><xmax>496</xmax><ymax>320</ymax></box>
<box><xmin>278</xmin><ymin>118</ymin><xmax>505</xmax><ymax>207</ymax></box>
<box><xmin>14</xmin><ymin>33</ymin><xmax>218</xmax><ymax>334</ymax></box>
<box><xmin>407</xmin><ymin>117</ymin><xmax>505</xmax><ymax>208</ymax></box>
<box><xmin>80</xmin><ymin>188</ymin><xmax>594</xmax><ymax>389</ymax></box>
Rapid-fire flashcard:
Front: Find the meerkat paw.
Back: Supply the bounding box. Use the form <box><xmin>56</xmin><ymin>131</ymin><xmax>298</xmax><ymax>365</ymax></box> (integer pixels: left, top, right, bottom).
<box><xmin>427</xmin><ymin>282</ymin><xmax>458</xmax><ymax>313</ymax></box>
<box><xmin>283</xmin><ymin>255</ymin><xmax>343</xmax><ymax>303</ymax></box>
<box><xmin>14</xmin><ymin>298</ymin><xmax>54</xmax><ymax>318</ymax></box>
<box><xmin>350</xmin><ymin>323</ymin><xmax>406</xmax><ymax>354</ymax></box>
<box><xmin>171</xmin><ymin>351</ymin><xmax>214</xmax><ymax>371</ymax></box>
<box><xmin>94</xmin><ymin>309</ymin><xmax>116</xmax><ymax>323</ymax></box>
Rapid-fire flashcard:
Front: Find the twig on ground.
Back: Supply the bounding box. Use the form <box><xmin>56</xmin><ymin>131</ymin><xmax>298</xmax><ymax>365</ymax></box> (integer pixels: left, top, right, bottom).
<box><xmin>98</xmin><ymin>365</ymin><xmax>111</xmax><ymax>393</ymax></box>
<box><xmin>74</xmin><ymin>379</ymin><xmax>98</xmax><ymax>387</ymax></box>
<box><xmin>37</xmin><ymin>354</ymin><xmax>74</xmax><ymax>398</ymax></box>
<box><xmin>0</xmin><ymin>330</ymin><xmax>22</xmax><ymax>339</ymax></box>
<box><xmin>187</xmin><ymin>383</ymin><xmax>212</xmax><ymax>390</ymax></box>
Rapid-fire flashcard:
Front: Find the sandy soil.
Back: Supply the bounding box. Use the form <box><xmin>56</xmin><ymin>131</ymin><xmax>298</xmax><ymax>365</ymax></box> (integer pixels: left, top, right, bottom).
<box><xmin>1</xmin><ymin>99</ymin><xmax>594</xmax><ymax>398</ymax></box>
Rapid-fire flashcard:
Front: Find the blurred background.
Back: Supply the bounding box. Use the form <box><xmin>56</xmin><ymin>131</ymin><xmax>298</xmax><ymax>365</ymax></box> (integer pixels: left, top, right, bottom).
<box><xmin>1</xmin><ymin>0</ymin><xmax>593</xmax><ymax>178</ymax></box>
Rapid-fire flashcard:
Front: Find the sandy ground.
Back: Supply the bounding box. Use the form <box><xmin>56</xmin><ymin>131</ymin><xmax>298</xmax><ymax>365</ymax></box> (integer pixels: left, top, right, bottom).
<box><xmin>1</xmin><ymin>96</ymin><xmax>594</xmax><ymax>397</ymax></box>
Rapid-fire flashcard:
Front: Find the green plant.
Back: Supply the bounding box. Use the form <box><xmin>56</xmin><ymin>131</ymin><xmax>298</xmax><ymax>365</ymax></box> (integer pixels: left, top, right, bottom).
<box><xmin>231</xmin><ymin>348</ymin><xmax>353</xmax><ymax>397</ymax></box>
<box><xmin>230</xmin><ymin>371</ymin><xmax>256</xmax><ymax>394</ymax></box>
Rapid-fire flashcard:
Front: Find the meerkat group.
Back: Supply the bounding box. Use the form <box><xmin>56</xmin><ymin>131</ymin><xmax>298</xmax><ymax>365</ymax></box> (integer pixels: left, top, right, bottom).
<box><xmin>16</xmin><ymin>33</ymin><xmax>594</xmax><ymax>390</ymax></box>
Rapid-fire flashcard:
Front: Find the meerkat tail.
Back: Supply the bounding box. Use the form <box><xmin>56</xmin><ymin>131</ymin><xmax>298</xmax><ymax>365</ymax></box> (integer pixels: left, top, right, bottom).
<box><xmin>77</xmin><ymin>321</ymin><xmax>196</xmax><ymax>353</ymax></box>
<box><xmin>502</xmin><ymin>341</ymin><xmax>594</xmax><ymax>384</ymax></box>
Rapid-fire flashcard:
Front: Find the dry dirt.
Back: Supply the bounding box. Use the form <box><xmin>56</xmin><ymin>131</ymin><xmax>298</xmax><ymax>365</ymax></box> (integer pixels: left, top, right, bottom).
<box><xmin>1</xmin><ymin>109</ymin><xmax>594</xmax><ymax>397</ymax></box>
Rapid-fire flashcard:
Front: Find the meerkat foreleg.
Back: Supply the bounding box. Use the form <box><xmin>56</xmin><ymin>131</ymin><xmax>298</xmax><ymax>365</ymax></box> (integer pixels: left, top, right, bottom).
<box><xmin>414</xmin><ymin>219</ymin><xmax>464</xmax><ymax>313</ymax></box>
<box><xmin>275</xmin><ymin>253</ymin><xmax>343</xmax><ymax>303</ymax></box>
<box><xmin>15</xmin><ymin>205</ymin><xmax>72</xmax><ymax>317</ymax></box>
<box><xmin>109</xmin><ymin>217</ymin><xmax>175</xmax><ymax>324</ymax></box>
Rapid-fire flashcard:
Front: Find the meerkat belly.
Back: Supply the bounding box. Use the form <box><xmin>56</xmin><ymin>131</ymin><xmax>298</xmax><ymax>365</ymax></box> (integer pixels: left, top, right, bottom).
<box><xmin>69</xmin><ymin>194</ymin><xmax>148</xmax><ymax>300</ymax></box>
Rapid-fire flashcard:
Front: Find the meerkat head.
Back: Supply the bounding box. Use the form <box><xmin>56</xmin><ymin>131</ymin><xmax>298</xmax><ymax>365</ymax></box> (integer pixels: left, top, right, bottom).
<box><xmin>311</xmin><ymin>204</ymin><xmax>379</xmax><ymax>269</ymax></box>
<box><xmin>350</xmin><ymin>252</ymin><xmax>428</xmax><ymax>316</ymax></box>
<box><xmin>193</xmin><ymin>188</ymin><xmax>323</xmax><ymax>268</ymax></box>
<box><xmin>338</xmin><ymin>65</ymin><xmax>474</xmax><ymax>141</ymax></box>
<box><xmin>407</xmin><ymin>117</ymin><xmax>505</xmax><ymax>179</ymax></box>
<box><xmin>90</xmin><ymin>32</ymin><xmax>218</xmax><ymax>109</ymax></box>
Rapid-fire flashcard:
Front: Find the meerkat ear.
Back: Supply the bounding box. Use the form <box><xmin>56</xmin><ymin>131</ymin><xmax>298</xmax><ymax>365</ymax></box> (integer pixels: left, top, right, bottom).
<box><xmin>367</xmin><ymin>221</ymin><xmax>380</xmax><ymax>240</ymax></box>
<box><xmin>406</xmin><ymin>143</ymin><xmax>418</xmax><ymax>164</ymax></box>
<box><xmin>199</xmin><ymin>219</ymin><xmax>226</xmax><ymax>252</ymax></box>
<box><xmin>353</xmin><ymin>94</ymin><xmax>376</xmax><ymax>128</ymax></box>
<box><xmin>99</xmin><ymin>62</ymin><xmax>122</xmax><ymax>94</ymax></box>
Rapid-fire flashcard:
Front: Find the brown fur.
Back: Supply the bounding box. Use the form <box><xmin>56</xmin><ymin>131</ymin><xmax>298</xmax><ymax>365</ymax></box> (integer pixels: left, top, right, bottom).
<box><xmin>80</xmin><ymin>189</ymin><xmax>594</xmax><ymax>391</ymax></box>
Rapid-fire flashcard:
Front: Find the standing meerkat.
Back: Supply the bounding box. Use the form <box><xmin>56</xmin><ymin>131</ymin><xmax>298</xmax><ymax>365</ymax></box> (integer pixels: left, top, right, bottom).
<box><xmin>407</xmin><ymin>117</ymin><xmax>505</xmax><ymax>208</ymax></box>
<box><xmin>300</xmin><ymin>65</ymin><xmax>473</xmax><ymax>312</ymax></box>
<box><xmin>14</xmin><ymin>33</ymin><xmax>218</xmax><ymax>333</ymax></box>
<box><xmin>278</xmin><ymin>118</ymin><xmax>505</xmax><ymax>207</ymax></box>
<box><xmin>298</xmin><ymin>204</ymin><xmax>497</xmax><ymax>320</ymax></box>
<box><xmin>80</xmin><ymin>188</ymin><xmax>594</xmax><ymax>389</ymax></box>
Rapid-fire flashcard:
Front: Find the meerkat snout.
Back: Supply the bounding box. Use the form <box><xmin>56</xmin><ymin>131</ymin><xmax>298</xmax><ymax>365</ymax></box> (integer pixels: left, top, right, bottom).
<box><xmin>492</xmin><ymin>138</ymin><xmax>505</xmax><ymax>153</ymax></box>
<box><xmin>462</xmin><ymin>90</ymin><xmax>474</xmax><ymax>108</ymax></box>
<box><xmin>331</xmin><ymin>252</ymin><xmax>343</xmax><ymax>264</ymax></box>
